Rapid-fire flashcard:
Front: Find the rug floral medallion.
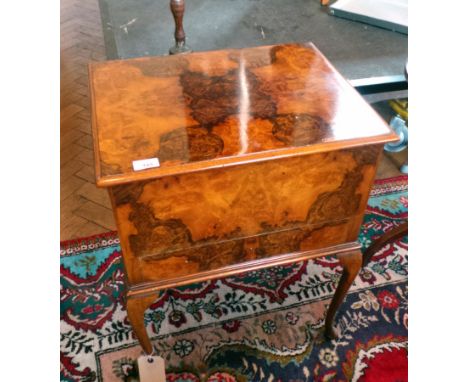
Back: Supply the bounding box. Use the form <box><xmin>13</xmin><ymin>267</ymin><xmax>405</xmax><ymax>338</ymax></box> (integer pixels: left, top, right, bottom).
<box><xmin>60</xmin><ymin>176</ymin><xmax>408</xmax><ymax>382</ymax></box>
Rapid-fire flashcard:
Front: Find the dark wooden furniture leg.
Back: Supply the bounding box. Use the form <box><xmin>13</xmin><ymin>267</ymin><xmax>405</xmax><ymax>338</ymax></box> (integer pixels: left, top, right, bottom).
<box><xmin>126</xmin><ymin>293</ymin><xmax>159</xmax><ymax>355</ymax></box>
<box><xmin>169</xmin><ymin>0</ymin><xmax>192</xmax><ymax>55</ymax></box>
<box><xmin>325</xmin><ymin>250</ymin><xmax>362</xmax><ymax>339</ymax></box>
<box><xmin>363</xmin><ymin>222</ymin><xmax>408</xmax><ymax>267</ymax></box>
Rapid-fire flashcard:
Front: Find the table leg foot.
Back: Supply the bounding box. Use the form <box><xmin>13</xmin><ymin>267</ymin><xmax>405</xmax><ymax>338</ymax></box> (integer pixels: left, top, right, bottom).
<box><xmin>169</xmin><ymin>43</ymin><xmax>192</xmax><ymax>55</ymax></box>
<box><xmin>324</xmin><ymin>326</ymin><xmax>339</xmax><ymax>340</ymax></box>
<box><xmin>126</xmin><ymin>293</ymin><xmax>159</xmax><ymax>355</ymax></box>
<box><xmin>324</xmin><ymin>250</ymin><xmax>362</xmax><ymax>339</ymax></box>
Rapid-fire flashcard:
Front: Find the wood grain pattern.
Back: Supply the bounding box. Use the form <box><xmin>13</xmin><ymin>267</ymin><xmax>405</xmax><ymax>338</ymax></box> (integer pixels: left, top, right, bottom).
<box><xmin>89</xmin><ymin>43</ymin><xmax>397</xmax><ymax>187</ymax></box>
<box><xmin>127</xmin><ymin>242</ymin><xmax>362</xmax><ymax>296</ymax></box>
<box><xmin>109</xmin><ymin>145</ymin><xmax>381</xmax><ymax>285</ymax></box>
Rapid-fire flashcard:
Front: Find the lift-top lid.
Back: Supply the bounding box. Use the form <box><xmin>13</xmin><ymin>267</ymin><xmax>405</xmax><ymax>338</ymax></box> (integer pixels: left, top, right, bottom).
<box><xmin>89</xmin><ymin>42</ymin><xmax>397</xmax><ymax>187</ymax></box>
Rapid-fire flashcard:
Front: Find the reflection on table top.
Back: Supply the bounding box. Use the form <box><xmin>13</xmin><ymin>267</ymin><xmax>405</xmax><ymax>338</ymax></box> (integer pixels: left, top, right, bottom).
<box><xmin>89</xmin><ymin>43</ymin><xmax>397</xmax><ymax>186</ymax></box>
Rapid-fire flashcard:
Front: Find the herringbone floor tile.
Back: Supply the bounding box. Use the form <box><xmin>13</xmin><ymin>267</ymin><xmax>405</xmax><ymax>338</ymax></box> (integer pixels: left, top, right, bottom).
<box><xmin>60</xmin><ymin>0</ymin><xmax>115</xmax><ymax>240</ymax></box>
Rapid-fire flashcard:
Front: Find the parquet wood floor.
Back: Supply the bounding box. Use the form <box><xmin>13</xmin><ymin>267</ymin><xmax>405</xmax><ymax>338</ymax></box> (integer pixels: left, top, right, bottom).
<box><xmin>61</xmin><ymin>0</ymin><xmax>116</xmax><ymax>240</ymax></box>
<box><xmin>60</xmin><ymin>0</ymin><xmax>406</xmax><ymax>241</ymax></box>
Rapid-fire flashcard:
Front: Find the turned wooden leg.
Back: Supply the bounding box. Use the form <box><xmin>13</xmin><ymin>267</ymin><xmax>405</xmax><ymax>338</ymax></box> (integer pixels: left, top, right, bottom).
<box><xmin>324</xmin><ymin>250</ymin><xmax>362</xmax><ymax>339</ymax></box>
<box><xmin>126</xmin><ymin>293</ymin><xmax>159</xmax><ymax>355</ymax></box>
<box><xmin>363</xmin><ymin>222</ymin><xmax>408</xmax><ymax>267</ymax></box>
<box><xmin>169</xmin><ymin>0</ymin><xmax>192</xmax><ymax>55</ymax></box>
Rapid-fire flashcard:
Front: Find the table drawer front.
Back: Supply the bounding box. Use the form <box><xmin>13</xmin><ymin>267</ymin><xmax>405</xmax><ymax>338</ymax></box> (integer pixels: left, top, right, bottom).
<box><xmin>135</xmin><ymin>216</ymin><xmax>362</xmax><ymax>284</ymax></box>
<box><xmin>111</xmin><ymin>145</ymin><xmax>380</xmax><ymax>261</ymax></box>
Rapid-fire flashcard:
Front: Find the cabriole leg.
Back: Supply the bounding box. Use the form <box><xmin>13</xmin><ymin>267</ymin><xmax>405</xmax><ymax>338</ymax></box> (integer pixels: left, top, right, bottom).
<box><xmin>126</xmin><ymin>293</ymin><xmax>159</xmax><ymax>355</ymax></box>
<box><xmin>324</xmin><ymin>250</ymin><xmax>362</xmax><ymax>339</ymax></box>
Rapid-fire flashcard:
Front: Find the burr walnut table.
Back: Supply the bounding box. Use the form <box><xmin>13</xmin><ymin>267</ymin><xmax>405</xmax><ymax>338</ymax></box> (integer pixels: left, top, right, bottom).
<box><xmin>89</xmin><ymin>42</ymin><xmax>398</xmax><ymax>354</ymax></box>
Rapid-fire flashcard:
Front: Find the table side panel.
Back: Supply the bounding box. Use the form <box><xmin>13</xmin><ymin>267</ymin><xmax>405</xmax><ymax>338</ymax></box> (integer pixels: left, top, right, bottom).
<box><xmin>110</xmin><ymin>144</ymin><xmax>381</xmax><ymax>284</ymax></box>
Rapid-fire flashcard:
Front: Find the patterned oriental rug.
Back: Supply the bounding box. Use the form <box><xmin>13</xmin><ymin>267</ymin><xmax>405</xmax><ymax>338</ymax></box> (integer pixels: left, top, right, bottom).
<box><xmin>60</xmin><ymin>175</ymin><xmax>408</xmax><ymax>382</ymax></box>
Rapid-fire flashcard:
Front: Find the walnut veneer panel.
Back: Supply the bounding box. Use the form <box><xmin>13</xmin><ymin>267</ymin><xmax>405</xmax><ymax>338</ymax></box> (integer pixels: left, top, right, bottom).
<box><xmin>110</xmin><ymin>145</ymin><xmax>380</xmax><ymax>285</ymax></box>
<box><xmin>89</xmin><ymin>43</ymin><xmax>396</xmax><ymax>187</ymax></box>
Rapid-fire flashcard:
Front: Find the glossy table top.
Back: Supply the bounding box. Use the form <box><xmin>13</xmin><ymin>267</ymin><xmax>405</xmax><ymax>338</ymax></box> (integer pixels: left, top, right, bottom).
<box><xmin>89</xmin><ymin>42</ymin><xmax>397</xmax><ymax>186</ymax></box>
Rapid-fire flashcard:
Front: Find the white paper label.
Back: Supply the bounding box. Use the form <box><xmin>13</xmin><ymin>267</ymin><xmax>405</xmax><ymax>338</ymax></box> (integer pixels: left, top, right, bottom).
<box><xmin>137</xmin><ymin>355</ymin><xmax>166</xmax><ymax>382</ymax></box>
<box><xmin>132</xmin><ymin>158</ymin><xmax>160</xmax><ymax>171</ymax></box>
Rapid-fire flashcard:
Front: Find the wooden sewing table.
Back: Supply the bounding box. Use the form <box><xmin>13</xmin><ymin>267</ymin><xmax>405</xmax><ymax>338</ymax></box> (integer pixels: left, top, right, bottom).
<box><xmin>89</xmin><ymin>42</ymin><xmax>398</xmax><ymax>355</ymax></box>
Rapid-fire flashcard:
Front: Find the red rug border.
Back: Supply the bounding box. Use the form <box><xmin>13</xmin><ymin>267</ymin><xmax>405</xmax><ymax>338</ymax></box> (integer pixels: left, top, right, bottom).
<box><xmin>373</xmin><ymin>175</ymin><xmax>407</xmax><ymax>185</ymax></box>
<box><xmin>60</xmin><ymin>230</ymin><xmax>119</xmax><ymax>253</ymax></box>
<box><xmin>60</xmin><ymin>175</ymin><xmax>408</xmax><ymax>250</ymax></box>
